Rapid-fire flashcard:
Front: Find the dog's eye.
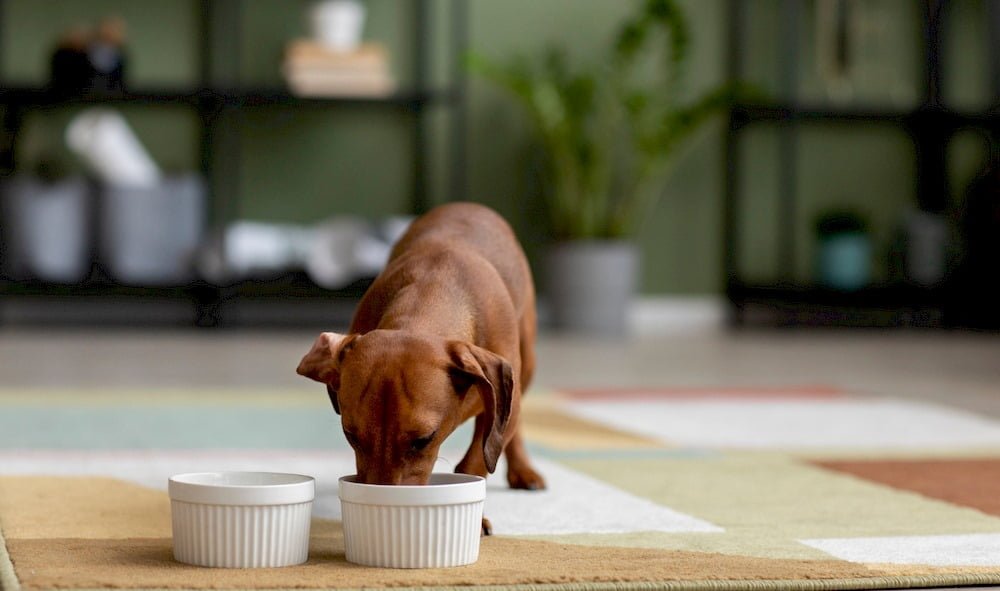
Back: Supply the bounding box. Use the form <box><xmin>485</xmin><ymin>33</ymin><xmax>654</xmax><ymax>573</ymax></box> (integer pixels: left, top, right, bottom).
<box><xmin>449</xmin><ymin>369</ymin><xmax>476</xmax><ymax>395</ymax></box>
<box><xmin>410</xmin><ymin>432</ymin><xmax>436</xmax><ymax>452</ymax></box>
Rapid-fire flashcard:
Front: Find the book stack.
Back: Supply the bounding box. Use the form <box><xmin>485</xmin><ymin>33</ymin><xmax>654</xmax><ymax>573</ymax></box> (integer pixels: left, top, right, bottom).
<box><xmin>282</xmin><ymin>40</ymin><xmax>395</xmax><ymax>98</ymax></box>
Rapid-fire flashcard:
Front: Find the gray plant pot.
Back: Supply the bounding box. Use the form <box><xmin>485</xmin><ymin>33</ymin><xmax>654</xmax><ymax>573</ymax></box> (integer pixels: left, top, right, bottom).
<box><xmin>544</xmin><ymin>241</ymin><xmax>639</xmax><ymax>336</ymax></box>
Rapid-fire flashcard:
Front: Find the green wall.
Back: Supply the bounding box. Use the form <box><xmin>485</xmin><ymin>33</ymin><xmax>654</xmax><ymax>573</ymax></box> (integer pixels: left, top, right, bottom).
<box><xmin>2</xmin><ymin>0</ymin><xmax>993</xmax><ymax>294</ymax></box>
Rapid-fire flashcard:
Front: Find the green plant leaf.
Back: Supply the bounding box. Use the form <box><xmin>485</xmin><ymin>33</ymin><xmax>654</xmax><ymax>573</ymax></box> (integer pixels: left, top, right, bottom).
<box><xmin>467</xmin><ymin>0</ymin><xmax>744</xmax><ymax>240</ymax></box>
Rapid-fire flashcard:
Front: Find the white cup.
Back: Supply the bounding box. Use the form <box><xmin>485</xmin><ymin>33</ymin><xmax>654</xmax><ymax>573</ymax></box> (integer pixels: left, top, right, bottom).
<box><xmin>310</xmin><ymin>0</ymin><xmax>366</xmax><ymax>52</ymax></box>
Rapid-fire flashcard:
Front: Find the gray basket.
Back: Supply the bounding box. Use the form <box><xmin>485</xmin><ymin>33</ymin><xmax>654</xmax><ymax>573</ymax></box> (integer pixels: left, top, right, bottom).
<box><xmin>99</xmin><ymin>174</ymin><xmax>205</xmax><ymax>285</ymax></box>
<box><xmin>0</xmin><ymin>176</ymin><xmax>91</xmax><ymax>283</ymax></box>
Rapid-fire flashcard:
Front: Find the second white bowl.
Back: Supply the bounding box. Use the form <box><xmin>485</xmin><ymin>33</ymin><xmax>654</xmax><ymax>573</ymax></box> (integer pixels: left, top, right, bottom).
<box><xmin>169</xmin><ymin>471</ymin><xmax>314</xmax><ymax>568</ymax></box>
<box><xmin>339</xmin><ymin>473</ymin><xmax>485</xmax><ymax>568</ymax></box>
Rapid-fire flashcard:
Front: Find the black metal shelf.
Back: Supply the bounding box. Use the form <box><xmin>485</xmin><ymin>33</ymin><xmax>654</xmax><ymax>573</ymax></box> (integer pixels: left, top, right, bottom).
<box><xmin>0</xmin><ymin>278</ymin><xmax>198</xmax><ymax>300</ymax></box>
<box><xmin>0</xmin><ymin>275</ymin><xmax>377</xmax><ymax>329</ymax></box>
<box><xmin>0</xmin><ymin>86</ymin><xmax>460</xmax><ymax>109</ymax></box>
<box><xmin>0</xmin><ymin>272</ymin><xmax>376</xmax><ymax>327</ymax></box>
<box><xmin>729</xmin><ymin>283</ymin><xmax>951</xmax><ymax>328</ymax></box>
<box><xmin>0</xmin><ymin>87</ymin><xmax>202</xmax><ymax>107</ymax></box>
<box><xmin>732</xmin><ymin>102</ymin><xmax>999</xmax><ymax>128</ymax></box>
<box><xmin>731</xmin><ymin>282</ymin><xmax>945</xmax><ymax>307</ymax></box>
<box><xmin>0</xmin><ymin>273</ymin><xmax>373</xmax><ymax>300</ymax></box>
<box><xmin>234</xmin><ymin>88</ymin><xmax>458</xmax><ymax>108</ymax></box>
<box><xmin>723</xmin><ymin>0</ymin><xmax>999</xmax><ymax>328</ymax></box>
<box><xmin>225</xmin><ymin>273</ymin><xmax>374</xmax><ymax>300</ymax></box>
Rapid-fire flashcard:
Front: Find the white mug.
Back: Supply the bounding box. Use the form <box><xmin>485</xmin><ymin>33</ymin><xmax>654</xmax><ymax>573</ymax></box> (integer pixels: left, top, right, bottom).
<box><xmin>309</xmin><ymin>0</ymin><xmax>366</xmax><ymax>52</ymax></box>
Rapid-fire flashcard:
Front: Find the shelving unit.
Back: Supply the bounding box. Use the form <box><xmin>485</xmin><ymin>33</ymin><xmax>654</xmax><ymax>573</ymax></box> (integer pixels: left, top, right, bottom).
<box><xmin>723</xmin><ymin>0</ymin><xmax>999</xmax><ymax>328</ymax></box>
<box><xmin>0</xmin><ymin>0</ymin><xmax>468</xmax><ymax>327</ymax></box>
<box><xmin>0</xmin><ymin>86</ymin><xmax>457</xmax><ymax>108</ymax></box>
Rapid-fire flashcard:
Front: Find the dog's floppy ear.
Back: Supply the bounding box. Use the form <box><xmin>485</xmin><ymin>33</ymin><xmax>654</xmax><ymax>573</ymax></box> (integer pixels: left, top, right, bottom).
<box><xmin>296</xmin><ymin>332</ymin><xmax>357</xmax><ymax>414</ymax></box>
<box><xmin>448</xmin><ymin>341</ymin><xmax>514</xmax><ymax>473</ymax></box>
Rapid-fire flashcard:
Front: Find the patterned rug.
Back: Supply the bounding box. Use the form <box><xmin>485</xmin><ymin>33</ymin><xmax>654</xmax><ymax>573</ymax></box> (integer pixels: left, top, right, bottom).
<box><xmin>5</xmin><ymin>385</ymin><xmax>1000</xmax><ymax>590</ymax></box>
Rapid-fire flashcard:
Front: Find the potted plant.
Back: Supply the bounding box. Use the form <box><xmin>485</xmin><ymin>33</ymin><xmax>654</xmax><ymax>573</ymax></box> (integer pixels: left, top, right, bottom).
<box><xmin>471</xmin><ymin>0</ymin><xmax>735</xmax><ymax>334</ymax></box>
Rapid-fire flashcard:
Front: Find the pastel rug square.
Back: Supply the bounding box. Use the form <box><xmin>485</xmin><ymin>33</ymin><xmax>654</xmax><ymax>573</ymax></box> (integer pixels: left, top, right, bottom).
<box><xmin>481</xmin><ymin>457</ymin><xmax>722</xmax><ymax>535</ymax></box>
<box><xmin>801</xmin><ymin>533</ymin><xmax>1000</xmax><ymax>567</ymax></box>
<box><xmin>813</xmin><ymin>458</ymin><xmax>1000</xmax><ymax>517</ymax></box>
<box><xmin>563</xmin><ymin>399</ymin><xmax>1000</xmax><ymax>449</ymax></box>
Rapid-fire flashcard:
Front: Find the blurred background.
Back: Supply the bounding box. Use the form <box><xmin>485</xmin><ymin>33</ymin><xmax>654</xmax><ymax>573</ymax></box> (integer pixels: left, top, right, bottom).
<box><xmin>3</xmin><ymin>7</ymin><xmax>1000</xmax><ymax>579</ymax></box>
<box><xmin>0</xmin><ymin>0</ymin><xmax>997</xmax><ymax>334</ymax></box>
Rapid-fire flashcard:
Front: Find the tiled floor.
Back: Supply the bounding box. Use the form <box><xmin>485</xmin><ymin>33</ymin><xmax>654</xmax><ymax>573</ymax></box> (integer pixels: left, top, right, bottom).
<box><xmin>2</xmin><ymin>327</ymin><xmax>998</xmax><ymax>415</ymax></box>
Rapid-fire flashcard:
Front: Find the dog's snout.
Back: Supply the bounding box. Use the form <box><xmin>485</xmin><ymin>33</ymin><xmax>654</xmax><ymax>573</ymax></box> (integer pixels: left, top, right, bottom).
<box><xmin>357</xmin><ymin>473</ymin><xmax>403</xmax><ymax>486</ymax></box>
<box><xmin>356</xmin><ymin>466</ymin><xmax>430</xmax><ymax>486</ymax></box>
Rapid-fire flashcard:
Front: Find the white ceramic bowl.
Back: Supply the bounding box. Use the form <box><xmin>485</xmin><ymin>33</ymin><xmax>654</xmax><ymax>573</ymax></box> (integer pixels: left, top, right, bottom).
<box><xmin>169</xmin><ymin>472</ymin><xmax>314</xmax><ymax>568</ymax></box>
<box><xmin>339</xmin><ymin>473</ymin><xmax>485</xmax><ymax>568</ymax></box>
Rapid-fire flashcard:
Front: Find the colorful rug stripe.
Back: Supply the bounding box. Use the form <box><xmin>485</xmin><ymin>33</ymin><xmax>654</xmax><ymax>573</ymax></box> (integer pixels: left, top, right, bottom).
<box><xmin>557</xmin><ymin>385</ymin><xmax>848</xmax><ymax>400</ymax></box>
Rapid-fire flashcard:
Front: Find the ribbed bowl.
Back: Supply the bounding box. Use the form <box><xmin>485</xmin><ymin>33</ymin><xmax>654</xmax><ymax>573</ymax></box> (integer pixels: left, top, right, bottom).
<box><xmin>168</xmin><ymin>472</ymin><xmax>314</xmax><ymax>568</ymax></box>
<box><xmin>339</xmin><ymin>473</ymin><xmax>485</xmax><ymax>568</ymax></box>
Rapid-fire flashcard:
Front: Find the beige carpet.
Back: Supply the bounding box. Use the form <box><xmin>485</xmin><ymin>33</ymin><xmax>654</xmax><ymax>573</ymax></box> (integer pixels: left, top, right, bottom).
<box><xmin>3</xmin><ymin>473</ymin><xmax>1000</xmax><ymax>591</ymax></box>
<box><xmin>0</xmin><ymin>476</ymin><xmax>911</xmax><ymax>590</ymax></box>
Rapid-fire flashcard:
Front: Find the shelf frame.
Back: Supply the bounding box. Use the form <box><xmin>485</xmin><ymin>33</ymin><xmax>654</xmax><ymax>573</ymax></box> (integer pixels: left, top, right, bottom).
<box><xmin>0</xmin><ymin>0</ymin><xmax>470</xmax><ymax>327</ymax></box>
<box><xmin>722</xmin><ymin>0</ymin><xmax>1000</xmax><ymax>328</ymax></box>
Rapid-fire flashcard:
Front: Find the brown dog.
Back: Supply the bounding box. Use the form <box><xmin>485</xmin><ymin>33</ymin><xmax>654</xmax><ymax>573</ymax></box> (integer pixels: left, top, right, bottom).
<box><xmin>297</xmin><ymin>203</ymin><xmax>545</xmax><ymax>532</ymax></box>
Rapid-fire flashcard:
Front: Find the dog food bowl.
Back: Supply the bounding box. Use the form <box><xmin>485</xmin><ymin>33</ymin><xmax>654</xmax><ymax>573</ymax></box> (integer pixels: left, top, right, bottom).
<box><xmin>169</xmin><ymin>472</ymin><xmax>314</xmax><ymax>568</ymax></box>
<box><xmin>339</xmin><ymin>473</ymin><xmax>485</xmax><ymax>568</ymax></box>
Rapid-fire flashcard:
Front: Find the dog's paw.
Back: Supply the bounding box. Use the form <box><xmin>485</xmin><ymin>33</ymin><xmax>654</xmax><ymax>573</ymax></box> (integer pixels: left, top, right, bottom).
<box><xmin>481</xmin><ymin>517</ymin><xmax>493</xmax><ymax>537</ymax></box>
<box><xmin>507</xmin><ymin>464</ymin><xmax>546</xmax><ymax>491</ymax></box>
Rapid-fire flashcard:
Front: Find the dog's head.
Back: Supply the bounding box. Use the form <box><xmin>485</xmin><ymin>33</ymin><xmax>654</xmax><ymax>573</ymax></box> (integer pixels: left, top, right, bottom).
<box><xmin>296</xmin><ymin>330</ymin><xmax>513</xmax><ymax>485</ymax></box>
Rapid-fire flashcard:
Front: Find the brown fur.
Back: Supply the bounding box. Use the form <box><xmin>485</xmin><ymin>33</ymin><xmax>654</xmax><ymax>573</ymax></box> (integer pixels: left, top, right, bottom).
<box><xmin>297</xmin><ymin>203</ymin><xmax>545</xmax><ymax>522</ymax></box>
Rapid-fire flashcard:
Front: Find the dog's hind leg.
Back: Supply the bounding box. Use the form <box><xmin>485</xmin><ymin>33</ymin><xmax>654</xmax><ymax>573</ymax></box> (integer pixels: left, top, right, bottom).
<box><xmin>518</xmin><ymin>293</ymin><xmax>538</xmax><ymax>393</ymax></box>
<box><xmin>504</xmin><ymin>299</ymin><xmax>546</xmax><ymax>490</ymax></box>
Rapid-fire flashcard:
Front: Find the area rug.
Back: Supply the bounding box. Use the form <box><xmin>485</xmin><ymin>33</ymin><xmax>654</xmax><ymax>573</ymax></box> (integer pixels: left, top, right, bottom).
<box><xmin>5</xmin><ymin>386</ymin><xmax>1000</xmax><ymax>590</ymax></box>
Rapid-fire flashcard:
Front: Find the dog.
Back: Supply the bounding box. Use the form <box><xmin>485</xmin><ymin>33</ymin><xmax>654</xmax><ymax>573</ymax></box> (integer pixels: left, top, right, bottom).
<box><xmin>297</xmin><ymin>202</ymin><xmax>545</xmax><ymax>534</ymax></box>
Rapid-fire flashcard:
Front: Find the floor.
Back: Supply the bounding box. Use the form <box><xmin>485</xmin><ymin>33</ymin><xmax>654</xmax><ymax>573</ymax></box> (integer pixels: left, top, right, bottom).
<box><xmin>2</xmin><ymin>326</ymin><xmax>998</xmax><ymax>416</ymax></box>
<box><xmin>3</xmin><ymin>326</ymin><xmax>1000</xmax><ymax>590</ymax></box>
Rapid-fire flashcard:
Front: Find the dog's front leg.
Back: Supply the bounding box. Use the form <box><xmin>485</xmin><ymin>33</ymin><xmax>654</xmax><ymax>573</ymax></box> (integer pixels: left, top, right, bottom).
<box><xmin>455</xmin><ymin>413</ymin><xmax>488</xmax><ymax>476</ymax></box>
<box><xmin>504</xmin><ymin>414</ymin><xmax>546</xmax><ymax>490</ymax></box>
<box><xmin>454</xmin><ymin>414</ymin><xmax>493</xmax><ymax>536</ymax></box>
